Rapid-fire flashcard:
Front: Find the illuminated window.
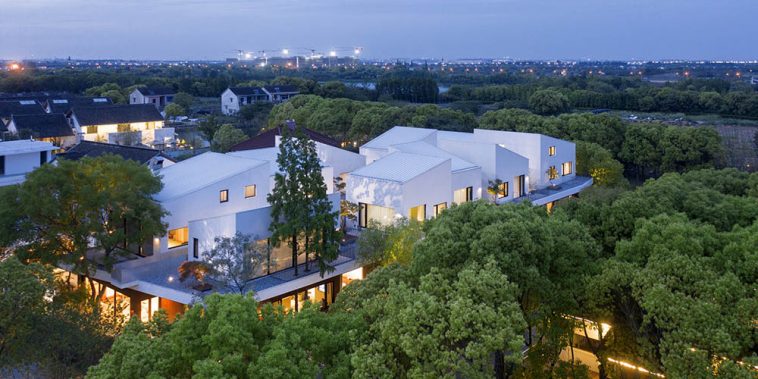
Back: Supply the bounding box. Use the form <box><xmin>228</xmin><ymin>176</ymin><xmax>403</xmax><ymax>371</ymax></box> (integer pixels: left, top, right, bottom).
<box><xmin>117</xmin><ymin>123</ymin><xmax>130</xmax><ymax>132</ymax></box>
<box><xmin>548</xmin><ymin>146</ymin><xmax>556</xmax><ymax>156</ymax></box>
<box><xmin>562</xmin><ymin>161</ymin><xmax>573</xmax><ymax>176</ymax></box>
<box><xmin>167</xmin><ymin>227</ymin><xmax>188</xmax><ymax>248</ymax></box>
<box><xmin>453</xmin><ymin>186</ymin><xmax>473</xmax><ymax>204</ymax></box>
<box><xmin>497</xmin><ymin>182</ymin><xmax>509</xmax><ymax>198</ymax></box>
<box><xmin>409</xmin><ymin>204</ymin><xmax>426</xmax><ymax>222</ymax></box>
<box><xmin>433</xmin><ymin>202</ymin><xmax>447</xmax><ymax>217</ymax></box>
<box><xmin>219</xmin><ymin>189</ymin><xmax>229</xmax><ymax>203</ymax></box>
<box><xmin>359</xmin><ymin>203</ymin><xmax>395</xmax><ymax>228</ymax></box>
<box><xmin>548</xmin><ymin>166</ymin><xmax>558</xmax><ymax>180</ymax></box>
<box><xmin>244</xmin><ymin>185</ymin><xmax>256</xmax><ymax>198</ymax></box>
<box><xmin>514</xmin><ymin>175</ymin><xmax>526</xmax><ymax>198</ymax></box>
<box><xmin>86</xmin><ymin>125</ymin><xmax>98</xmax><ymax>134</ymax></box>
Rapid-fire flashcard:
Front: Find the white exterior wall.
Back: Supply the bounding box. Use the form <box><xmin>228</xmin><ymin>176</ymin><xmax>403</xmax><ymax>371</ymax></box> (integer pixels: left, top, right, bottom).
<box><xmin>472</xmin><ymin>130</ymin><xmax>541</xmax><ymax>189</ymax></box>
<box><xmin>540</xmin><ymin>135</ymin><xmax>576</xmax><ymax>187</ymax></box>
<box><xmin>273</xmin><ymin>137</ymin><xmax>366</xmax><ymax>177</ymax></box>
<box><xmin>347</xmin><ymin>175</ymin><xmax>404</xmax><ymax>212</ymax></box>
<box><xmin>6</xmin><ymin>120</ymin><xmax>77</xmax><ymax>148</ymax></box>
<box><xmin>221</xmin><ymin>89</ymin><xmax>240</xmax><ymax>115</ymax></box>
<box><xmin>4</xmin><ymin>151</ymin><xmax>42</xmax><ymax>176</ymax></box>
<box><xmin>187</xmin><ymin>192</ymin><xmax>340</xmax><ymax>261</ymax></box>
<box><xmin>493</xmin><ymin>146</ymin><xmax>530</xmax><ymax>201</ymax></box>
<box><xmin>129</xmin><ymin>90</ymin><xmax>146</xmax><ymax>105</ymax></box>
<box><xmin>400</xmin><ymin>160</ymin><xmax>451</xmax><ymax>219</ymax></box>
<box><xmin>158</xmin><ymin>163</ymin><xmax>271</xmax><ymax>253</ymax></box>
<box><xmin>451</xmin><ymin>167</ymin><xmax>483</xmax><ymax>202</ymax></box>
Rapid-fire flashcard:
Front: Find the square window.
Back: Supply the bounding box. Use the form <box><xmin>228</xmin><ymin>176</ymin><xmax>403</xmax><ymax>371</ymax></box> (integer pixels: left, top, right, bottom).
<box><xmin>562</xmin><ymin>161</ymin><xmax>573</xmax><ymax>176</ymax></box>
<box><xmin>548</xmin><ymin>146</ymin><xmax>556</xmax><ymax>156</ymax></box>
<box><xmin>219</xmin><ymin>189</ymin><xmax>229</xmax><ymax>203</ymax></box>
<box><xmin>245</xmin><ymin>185</ymin><xmax>256</xmax><ymax>198</ymax></box>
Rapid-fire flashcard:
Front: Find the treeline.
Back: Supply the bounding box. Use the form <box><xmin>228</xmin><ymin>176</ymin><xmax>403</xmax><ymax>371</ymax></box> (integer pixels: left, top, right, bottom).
<box><xmin>479</xmin><ymin>109</ymin><xmax>724</xmax><ymax>181</ymax></box>
<box><xmin>267</xmin><ymin>94</ymin><xmax>477</xmax><ymax>144</ymax></box>
<box><xmin>445</xmin><ymin>77</ymin><xmax>758</xmax><ymax>118</ymax></box>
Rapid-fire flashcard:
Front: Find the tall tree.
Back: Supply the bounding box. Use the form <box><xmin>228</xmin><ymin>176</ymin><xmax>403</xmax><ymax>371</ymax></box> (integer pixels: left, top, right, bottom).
<box><xmin>268</xmin><ymin>128</ymin><xmax>308</xmax><ymax>276</ymax></box>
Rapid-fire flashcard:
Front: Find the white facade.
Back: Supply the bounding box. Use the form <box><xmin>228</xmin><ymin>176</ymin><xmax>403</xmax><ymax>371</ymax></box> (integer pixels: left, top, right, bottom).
<box><xmin>221</xmin><ymin>88</ymin><xmax>270</xmax><ymax>115</ymax></box>
<box><xmin>347</xmin><ymin>126</ymin><xmax>585</xmax><ymax>226</ymax></box>
<box><xmin>0</xmin><ymin>140</ymin><xmax>55</xmax><ymax>186</ymax></box>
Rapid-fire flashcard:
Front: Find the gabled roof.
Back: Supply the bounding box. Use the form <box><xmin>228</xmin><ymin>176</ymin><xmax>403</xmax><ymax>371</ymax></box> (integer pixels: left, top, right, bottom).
<box><xmin>0</xmin><ymin>140</ymin><xmax>56</xmax><ymax>155</ymax></box>
<box><xmin>57</xmin><ymin>141</ymin><xmax>167</xmax><ymax>165</ymax></box>
<box><xmin>362</xmin><ymin>126</ymin><xmax>437</xmax><ymax>150</ymax></box>
<box><xmin>154</xmin><ymin>152</ymin><xmax>268</xmax><ymax>201</ymax></box>
<box><xmin>0</xmin><ymin>100</ymin><xmax>46</xmax><ymax>118</ymax></box>
<box><xmin>390</xmin><ymin>141</ymin><xmax>479</xmax><ymax>172</ymax></box>
<box><xmin>228</xmin><ymin>87</ymin><xmax>268</xmax><ymax>96</ymax></box>
<box><xmin>47</xmin><ymin>97</ymin><xmax>112</xmax><ymax>113</ymax></box>
<box><xmin>263</xmin><ymin>85</ymin><xmax>299</xmax><ymax>94</ymax></box>
<box><xmin>135</xmin><ymin>87</ymin><xmax>175</xmax><ymax>96</ymax></box>
<box><xmin>72</xmin><ymin>104</ymin><xmax>163</xmax><ymax>126</ymax></box>
<box><xmin>230</xmin><ymin>123</ymin><xmax>340</xmax><ymax>151</ymax></box>
<box><xmin>10</xmin><ymin>113</ymin><xmax>74</xmax><ymax>138</ymax></box>
<box><xmin>350</xmin><ymin>152</ymin><xmax>448</xmax><ymax>183</ymax></box>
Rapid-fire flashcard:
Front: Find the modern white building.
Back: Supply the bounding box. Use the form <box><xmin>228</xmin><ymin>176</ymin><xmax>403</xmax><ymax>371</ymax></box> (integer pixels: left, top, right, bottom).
<box><xmin>347</xmin><ymin>126</ymin><xmax>591</xmax><ymax>226</ymax></box>
<box><xmin>0</xmin><ymin>139</ymin><xmax>55</xmax><ymax>186</ymax></box>
<box><xmin>75</xmin><ymin>132</ymin><xmax>360</xmax><ymax>318</ymax></box>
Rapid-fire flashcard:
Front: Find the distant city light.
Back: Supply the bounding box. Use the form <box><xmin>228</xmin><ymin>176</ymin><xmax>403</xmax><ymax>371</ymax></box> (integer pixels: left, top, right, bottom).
<box><xmin>244</xmin><ymin>52</ymin><xmax>252</xmax><ymax>59</ymax></box>
<box><xmin>8</xmin><ymin>63</ymin><xmax>20</xmax><ymax>71</ymax></box>
<box><xmin>329</xmin><ymin>50</ymin><xmax>337</xmax><ymax>57</ymax></box>
<box><xmin>282</xmin><ymin>49</ymin><xmax>289</xmax><ymax>55</ymax></box>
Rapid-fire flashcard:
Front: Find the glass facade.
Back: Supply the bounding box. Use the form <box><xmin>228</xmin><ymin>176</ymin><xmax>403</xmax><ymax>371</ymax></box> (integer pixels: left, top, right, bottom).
<box><xmin>409</xmin><ymin>204</ymin><xmax>426</xmax><ymax>222</ymax></box>
<box><xmin>453</xmin><ymin>186</ymin><xmax>473</xmax><ymax>204</ymax></box>
<box><xmin>359</xmin><ymin>202</ymin><xmax>396</xmax><ymax>227</ymax></box>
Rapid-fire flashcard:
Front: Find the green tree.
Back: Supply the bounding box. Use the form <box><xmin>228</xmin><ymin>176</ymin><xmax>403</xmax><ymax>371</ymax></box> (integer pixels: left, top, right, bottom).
<box><xmin>575</xmin><ymin>141</ymin><xmax>627</xmax><ymax>187</ymax></box>
<box><xmin>349</xmin><ymin>260</ymin><xmax>526</xmax><ymax>378</ymax></box>
<box><xmin>201</xmin><ymin>232</ymin><xmax>267</xmax><ymax>294</ymax></box>
<box><xmin>267</xmin><ymin>128</ymin><xmax>309</xmax><ymax>276</ymax></box>
<box><xmin>172</xmin><ymin>92</ymin><xmax>195</xmax><ymax>110</ymax></box>
<box><xmin>163</xmin><ymin>103</ymin><xmax>186</xmax><ymax>121</ymax></box>
<box><xmin>528</xmin><ymin>89</ymin><xmax>570</xmax><ymax>115</ymax></box>
<box><xmin>211</xmin><ymin>123</ymin><xmax>247</xmax><ymax>152</ymax></box>
<box><xmin>9</xmin><ymin>155</ymin><xmax>165</xmax><ymax>274</ymax></box>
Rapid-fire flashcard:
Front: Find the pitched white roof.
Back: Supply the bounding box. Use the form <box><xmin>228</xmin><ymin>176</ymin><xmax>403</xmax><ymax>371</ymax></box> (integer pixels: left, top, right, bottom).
<box><xmin>350</xmin><ymin>152</ymin><xmax>448</xmax><ymax>183</ymax></box>
<box><xmin>155</xmin><ymin>152</ymin><xmax>267</xmax><ymax>201</ymax></box>
<box><xmin>0</xmin><ymin>140</ymin><xmax>55</xmax><ymax>155</ymax></box>
<box><xmin>228</xmin><ymin>147</ymin><xmax>280</xmax><ymax>175</ymax></box>
<box><xmin>361</xmin><ymin>126</ymin><xmax>436</xmax><ymax>150</ymax></box>
<box><xmin>390</xmin><ymin>141</ymin><xmax>478</xmax><ymax>172</ymax></box>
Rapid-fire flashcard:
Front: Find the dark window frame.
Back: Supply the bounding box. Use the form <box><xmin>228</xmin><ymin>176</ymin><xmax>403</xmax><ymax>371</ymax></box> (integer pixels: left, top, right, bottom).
<box><xmin>219</xmin><ymin>189</ymin><xmax>229</xmax><ymax>203</ymax></box>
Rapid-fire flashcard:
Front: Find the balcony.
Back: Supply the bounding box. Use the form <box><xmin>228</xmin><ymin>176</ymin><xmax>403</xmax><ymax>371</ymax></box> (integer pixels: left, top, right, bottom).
<box><xmin>515</xmin><ymin>176</ymin><xmax>593</xmax><ymax>206</ymax></box>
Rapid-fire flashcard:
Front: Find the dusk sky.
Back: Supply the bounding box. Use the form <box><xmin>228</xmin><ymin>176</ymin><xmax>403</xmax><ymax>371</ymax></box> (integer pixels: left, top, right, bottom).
<box><xmin>1</xmin><ymin>0</ymin><xmax>756</xmax><ymax>61</ymax></box>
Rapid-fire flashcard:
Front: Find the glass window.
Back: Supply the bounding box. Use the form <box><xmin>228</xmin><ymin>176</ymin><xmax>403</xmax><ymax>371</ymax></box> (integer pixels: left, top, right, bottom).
<box><xmin>192</xmin><ymin>238</ymin><xmax>199</xmax><ymax>259</ymax></box>
<box><xmin>453</xmin><ymin>186</ymin><xmax>474</xmax><ymax>204</ymax></box>
<box><xmin>562</xmin><ymin>161</ymin><xmax>573</xmax><ymax>176</ymax></box>
<box><xmin>167</xmin><ymin>227</ymin><xmax>188</xmax><ymax>248</ymax></box>
<box><xmin>433</xmin><ymin>202</ymin><xmax>447</xmax><ymax>217</ymax></box>
<box><xmin>409</xmin><ymin>204</ymin><xmax>426</xmax><ymax>222</ymax></box>
<box><xmin>39</xmin><ymin>151</ymin><xmax>47</xmax><ymax>165</ymax></box>
<box><xmin>280</xmin><ymin>294</ymin><xmax>295</xmax><ymax>314</ymax></box>
<box><xmin>341</xmin><ymin>268</ymin><xmax>364</xmax><ymax>288</ymax></box>
<box><xmin>117</xmin><ymin>123</ymin><xmax>130</xmax><ymax>133</ymax></box>
<box><xmin>361</xmin><ymin>203</ymin><xmax>395</xmax><ymax>227</ymax></box>
<box><xmin>497</xmin><ymin>182</ymin><xmax>509</xmax><ymax>198</ymax></box>
<box><xmin>0</xmin><ymin>156</ymin><xmax>4</xmax><ymax>175</ymax></box>
<box><xmin>514</xmin><ymin>175</ymin><xmax>526</xmax><ymax>198</ymax></box>
<box><xmin>245</xmin><ymin>185</ymin><xmax>256</xmax><ymax>198</ymax></box>
<box><xmin>548</xmin><ymin>146</ymin><xmax>556</xmax><ymax>156</ymax></box>
<box><xmin>86</xmin><ymin>125</ymin><xmax>98</xmax><ymax>134</ymax></box>
<box><xmin>219</xmin><ymin>189</ymin><xmax>229</xmax><ymax>203</ymax></box>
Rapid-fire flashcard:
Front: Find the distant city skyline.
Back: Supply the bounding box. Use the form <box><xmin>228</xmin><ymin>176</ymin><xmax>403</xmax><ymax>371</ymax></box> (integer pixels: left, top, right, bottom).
<box><xmin>1</xmin><ymin>0</ymin><xmax>756</xmax><ymax>61</ymax></box>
